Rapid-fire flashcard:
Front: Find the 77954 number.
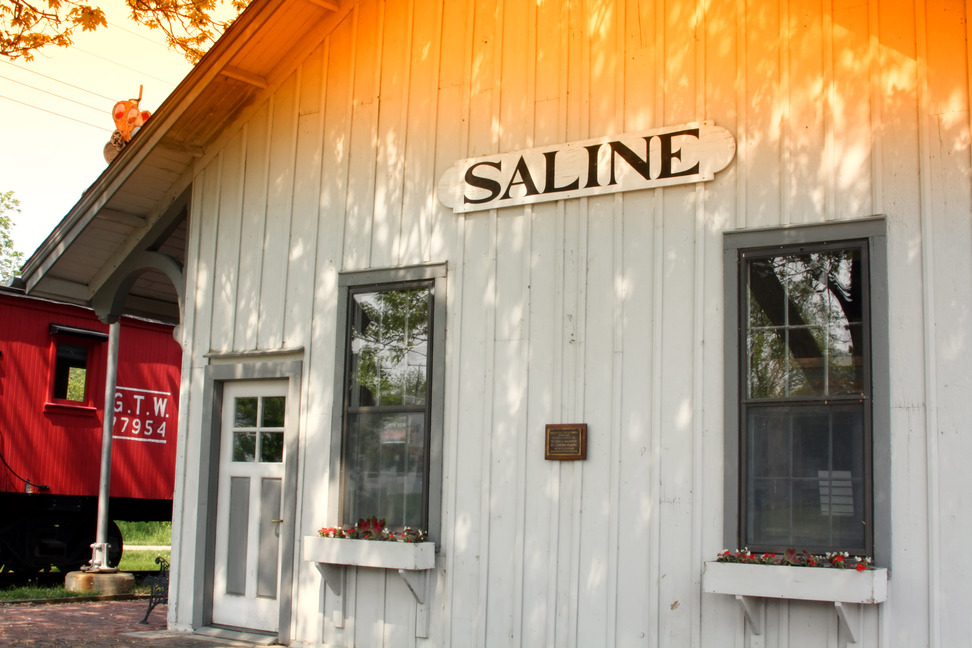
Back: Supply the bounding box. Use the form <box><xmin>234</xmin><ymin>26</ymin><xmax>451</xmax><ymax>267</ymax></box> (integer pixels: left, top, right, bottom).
<box><xmin>112</xmin><ymin>386</ymin><xmax>172</xmax><ymax>441</ymax></box>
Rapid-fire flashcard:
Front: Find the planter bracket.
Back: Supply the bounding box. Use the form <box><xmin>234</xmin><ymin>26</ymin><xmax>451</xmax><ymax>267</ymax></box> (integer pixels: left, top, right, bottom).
<box><xmin>315</xmin><ymin>562</ymin><xmax>346</xmax><ymax>628</ymax></box>
<box><xmin>398</xmin><ymin>569</ymin><xmax>428</xmax><ymax>604</ymax></box>
<box><xmin>734</xmin><ymin>595</ymin><xmax>763</xmax><ymax>635</ymax></box>
<box><xmin>834</xmin><ymin>602</ymin><xmax>861</xmax><ymax>644</ymax></box>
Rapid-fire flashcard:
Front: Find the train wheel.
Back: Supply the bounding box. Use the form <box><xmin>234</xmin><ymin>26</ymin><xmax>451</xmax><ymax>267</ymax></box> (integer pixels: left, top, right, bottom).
<box><xmin>108</xmin><ymin>521</ymin><xmax>124</xmax><ymax>567</ymax></box>
<box><xmin>54</xmin><ymin>520</ymin><xmax>124</xmax><ymax>572</ymax></box>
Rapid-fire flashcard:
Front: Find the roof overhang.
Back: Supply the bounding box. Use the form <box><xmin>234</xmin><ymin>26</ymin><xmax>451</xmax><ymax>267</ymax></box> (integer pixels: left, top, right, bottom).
<box><xmin>19</xmin><ymin>0</ymin><xmax>346</xmax><ymax>323</ymax></box>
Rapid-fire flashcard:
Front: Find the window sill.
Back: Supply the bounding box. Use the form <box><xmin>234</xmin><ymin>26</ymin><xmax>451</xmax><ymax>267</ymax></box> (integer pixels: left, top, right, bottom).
<box><xmin>44</xmin><ymin>402</ymin><xmax>98</xmax><ymax>416</ymax></box>
<box><xmin>702</xmin><ymin>561</ymin><xmax>887</xmax><ymax>644</ymax></box>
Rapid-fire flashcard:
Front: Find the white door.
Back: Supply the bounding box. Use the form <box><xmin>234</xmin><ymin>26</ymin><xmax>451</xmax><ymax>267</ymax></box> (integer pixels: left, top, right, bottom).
<box><xmin>212</xmin><ymin>380</ymin><xmax>289</xmax><ymax>632</ymax></box>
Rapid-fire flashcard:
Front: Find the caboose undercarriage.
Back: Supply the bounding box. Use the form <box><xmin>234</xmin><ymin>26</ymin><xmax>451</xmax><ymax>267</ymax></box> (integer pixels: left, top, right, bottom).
<box><xmin>0</xmin><ymin>493</ymin><xmax>171</xmax><ymax>572</ymax></box>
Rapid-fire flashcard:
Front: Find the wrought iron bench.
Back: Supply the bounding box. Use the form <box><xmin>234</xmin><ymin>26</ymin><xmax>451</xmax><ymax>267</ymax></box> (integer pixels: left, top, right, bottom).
<box><xmin>140</xmin><ymin>556</ymin><xmax>169</xmax><ymax>624</ymax></box>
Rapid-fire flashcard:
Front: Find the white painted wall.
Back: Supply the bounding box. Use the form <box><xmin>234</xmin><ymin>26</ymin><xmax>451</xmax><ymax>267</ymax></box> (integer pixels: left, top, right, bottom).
<box><xmin>169</xmin><ymin>0</ymin><xmax>972</xmax><ymax>646</ymax></box>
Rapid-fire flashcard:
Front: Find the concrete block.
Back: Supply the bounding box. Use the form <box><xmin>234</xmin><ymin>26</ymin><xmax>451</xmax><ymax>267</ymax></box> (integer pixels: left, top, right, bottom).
<box><xmin>64</xmin><ymin>571</ymin><xmax>135</xmax><ymax>596</ymax></box>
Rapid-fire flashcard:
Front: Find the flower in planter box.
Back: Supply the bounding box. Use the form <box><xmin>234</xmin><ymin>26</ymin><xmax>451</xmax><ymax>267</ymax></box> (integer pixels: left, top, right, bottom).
<box><xmin>716</xmin><ymin>548</ymin><xmax>873</xmax><ymax>570</ymax></box>
<box><xmin>318</xmin><ymin>516</ymin><xmax>428</xmax><ymax>543</ymax></box>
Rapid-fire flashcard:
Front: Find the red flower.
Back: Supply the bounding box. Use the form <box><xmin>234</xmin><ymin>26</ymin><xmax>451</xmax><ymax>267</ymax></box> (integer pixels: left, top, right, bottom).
<box><xmin>856</xmin><ymin>562</ymin><xmax>866</xmax><ymax>572</ymax></box>
<box><xmin>357</xmin><ymin>517</ymin><xmax>386</xmax><ymax>533</ymax></box>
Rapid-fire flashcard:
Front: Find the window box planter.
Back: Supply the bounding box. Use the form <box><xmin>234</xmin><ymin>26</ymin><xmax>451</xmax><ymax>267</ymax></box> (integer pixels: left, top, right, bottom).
<box><xmin>303</xmin><ymin>536</ymin><xmax>435</xmax><ymax>570</ymax></box>
<box><xmin>703</xmin><ymin>561</ymin><xmax>887</xmax><ymax>645</ymax></box>
<box><xmin>702</xmin><ymin>561</ymin><xmax>887</xmax><ymax>604</ymax></box>
<box><xmin>303</xmin><ymin>535</ymin><xmax>437</xmax><ymax>627</ymax></box>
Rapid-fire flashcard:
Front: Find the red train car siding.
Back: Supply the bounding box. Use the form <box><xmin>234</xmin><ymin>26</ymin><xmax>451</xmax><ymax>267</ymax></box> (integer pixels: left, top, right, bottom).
<box><xmin>0</xmin><ymin>291</ymin><xmax>181</xmax><ymax>503</ymax></box>
<box><xmin>110</xmin><ymin>321</ymin><xmax>181</xmax><ymax>500</ymax></box>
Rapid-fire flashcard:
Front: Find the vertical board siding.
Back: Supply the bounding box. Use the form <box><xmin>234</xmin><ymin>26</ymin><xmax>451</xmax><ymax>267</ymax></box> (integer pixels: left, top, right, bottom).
<box><xmin>176</xmin><ymin>0</ymin><xmax>972</xmax><ymax>646</ymax></box>
<box><xmin>210</xmin><ymin>130</ymin><xmax>244</xmax><ymax>352</ymax></box>
<box><xmin>0</xmin><ymin>295</ymin><xmax>179</xmax><ymax>498</ymax></box>
<box><xmin>260</xmin><ymin>77</ymin><xmax>299</xmax><ymax>349</ymax></box>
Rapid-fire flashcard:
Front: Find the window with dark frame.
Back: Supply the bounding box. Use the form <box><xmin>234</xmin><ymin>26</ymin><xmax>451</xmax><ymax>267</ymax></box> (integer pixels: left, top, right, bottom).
<box><xmin>340</xmin><ymin>280</ymin><xmax>435</xmax><ymax>531</ymax></box>
<box><xmin>49</xmin><ymin>325</ymin><xmax>108</xmax><ymax>405</ymax></box>
<box><xmin>53</xmin><ymin>342</ymin><xmax>90</xmax><ymax>402</ymax></box>
<box><xmin>738</xmin><ymin>240</ymin><xmax>872</xmax><ymax>556</ymax></box>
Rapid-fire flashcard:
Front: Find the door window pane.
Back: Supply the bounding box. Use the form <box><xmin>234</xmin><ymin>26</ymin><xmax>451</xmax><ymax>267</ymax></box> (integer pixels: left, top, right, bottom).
<box><xmin>233</xmin><ymin>431</ymin><xmax>256</xmax><ymax>462</ymax></box>
<box><xmin>261</xmin><ymin>431</ymin><xmax>284</xmax><ymax>463</ymax></box>
<box><xmin>235</xmin><ymin>397</ymin><xmax>258</xmax><ymax>426</ymax></box>
<box><xmin>262</xmin><ymin>397</ymin><xmax>285</xmax><ymax>427</ymax></box>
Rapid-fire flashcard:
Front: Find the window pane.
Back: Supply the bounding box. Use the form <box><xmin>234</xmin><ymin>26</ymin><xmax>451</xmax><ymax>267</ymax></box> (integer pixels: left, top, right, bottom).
<box><xmin>53</xmin><ymin>343</ymin><xmax>89</xmax><ymax>401</ymax></box>
<box><xmin>233</xmin><ymin>431</ymin><xmax>256</xmax><ymax>462</ymax></box>
<box><xmin>343</xmin><ymin>412</ymin><xmax>426</xmax><ymax>529</ymax></box>
<box><xmin>262</xmin><ymin>396</ymin><xmax>285</xmax><ymax>427</ymax></box>
<box><xmin>746</xmin><ymin>404</ymin><xmax>866</xmax><ymax>551</ymax></box>
<box><xmin>235</xmin><ymin>398</ymin><xmax>258</xmax><ymax>427</ymax></box>
<box><xmin>260</xmin><ymin>431</ymin><xmax>283</xmax><ymax>463</ymax></box>
<box><xmin>349</xmin><ymin>288</ymin><xmax>431</xmax><ymax>408</ymax></box>
<box><xmin>830</xmin><ymin>323</ymin><xmax>863</xmax><ymax>395</ymax></box>
<box><xmin>747</xmin><ymin>249</ymin><xmax>864</xmax><ymax>399</ymax></box>
<box><xmin>66</xmin><ymin>367</ymin><xmax>87</xmax><ymax>402</ymax></box>
<box><xmin>748</xmin><ymin>328</ymin><xmax>787</xmax><ymax>399</ymax></box>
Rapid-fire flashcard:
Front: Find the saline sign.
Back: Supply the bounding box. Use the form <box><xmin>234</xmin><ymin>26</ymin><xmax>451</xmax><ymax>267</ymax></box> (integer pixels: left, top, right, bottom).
<box><xmin>438</xmin><ymin>121</ymin><xmax>735</xmax><ymax>213</ymax></box>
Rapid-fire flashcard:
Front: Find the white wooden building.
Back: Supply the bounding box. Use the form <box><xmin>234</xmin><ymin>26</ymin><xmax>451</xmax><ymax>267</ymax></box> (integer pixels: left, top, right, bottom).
<box><xmin>20</xmin><ymin>0</ymin><xmax>972</xmax><ymax>646</ymax></box>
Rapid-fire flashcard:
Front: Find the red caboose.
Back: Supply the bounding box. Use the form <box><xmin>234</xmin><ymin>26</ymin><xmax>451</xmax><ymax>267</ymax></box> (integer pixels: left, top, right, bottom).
<box><xmin>0</xmin><ymin>287</ymin><xmax>181</xmax><ymax>571</ymax></box>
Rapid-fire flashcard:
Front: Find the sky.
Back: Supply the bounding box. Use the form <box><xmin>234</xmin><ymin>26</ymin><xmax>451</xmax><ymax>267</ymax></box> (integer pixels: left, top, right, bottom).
<box><xmin>0</xmin><ymin>0</ymin><xmax>195</xmax><ymax>261</ymax></box>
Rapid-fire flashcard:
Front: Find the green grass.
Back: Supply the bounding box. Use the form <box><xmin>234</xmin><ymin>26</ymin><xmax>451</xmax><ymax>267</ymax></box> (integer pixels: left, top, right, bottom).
<box><xmin>117</xmin><ymin>521</ymin><xmax>171</xmax><ymax>546</ymax></box>
<box><xmin>0</xmin><ymin>584</ymin><xmax>87</xmax><ymax>602</ymax></box>
<box><xmin>117</xmin><ymin>549</ymin><xmax>170</xmax><ymax>573</ymax></box>
<box><xmin>0</xmin><ymin>552</ymin><xmax>168</xmax><ymax>602</ymax></box>
<box><xmin>0</xmin><ymin>522</ymin><xmax>170</xmax><ymax>602</ymax></box>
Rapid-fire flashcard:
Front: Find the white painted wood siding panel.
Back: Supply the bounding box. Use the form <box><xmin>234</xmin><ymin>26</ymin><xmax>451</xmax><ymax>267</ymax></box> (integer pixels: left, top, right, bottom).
<box><xmin>741</xmin><ymin>1</ymin><xmax>782</xmax><ymax>230</ymax></box>
<box><xmin>235</xmin><ymin>107</ymin><xmax>271</xmax><ymax>351</ymax></box>
<box><xmin>450</xmin><ymin>212</ymin><xmax>492</xmax><ymax>647</ymax></box>
<box><xmin>922</xmin><ymin>4</ymin><xmax>972</xmax><ymax>646</ymax></box>
<box><xmin>371</xmin><ymin>0</ymin><xmax>409</xmax><ymax>270</ymax></box>
<box><xmin>832</xmin><ymin>0</ymin><xmax>874</xmax><ymax>219</ymax></box>
<box><xmin>169</xmin><ymin>171</ymin><xmax>211</xmax><ymax>631</ymax></box>
<box><xmin>481</xmin><ymin>14</ymin><xmax>539</xmax><ymax>621</ymax></box>
<box><xmin>399</xmin><ymin>0</ymin><xmax>442</xmax><ymax>265</ymax></box>
<box><xmin>698</xmin><ymin>2</ymin><xmax>741</xmax><ymax>641</ymax></box>
<box><xmin>210</xmin><ymin>131</ymin><xmax>244</xmax><ymax>352</ymax></box>
<box><xmin>285</xmin><ymin>54</ymin><xmax>325</xmax><ymax>348</ymax></box>
<box><xmin>259</xmin><ymin>78</ymin><xmax>298</xmax><ymax>350</ymax></box>
<box><xmin>342</xmin><ymin>1</ymin><xmax>381</xmax><ymax>271</ymax></box>
<box><xmin>191</xmin><ymin>160</ymin><xmax>221</xmax><ymax>363</ymax></box>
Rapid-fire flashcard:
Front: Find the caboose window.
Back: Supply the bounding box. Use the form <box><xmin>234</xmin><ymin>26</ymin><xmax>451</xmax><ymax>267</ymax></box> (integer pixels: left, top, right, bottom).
<box><xmin>49</xmin><ymin>324</ymin><xmax>108</xmax><ymax>405</ymax></box>
<box><xmin>54</xmin><ymin>343</ymin><xmax>89</xmax><ymax>402</ymax></box>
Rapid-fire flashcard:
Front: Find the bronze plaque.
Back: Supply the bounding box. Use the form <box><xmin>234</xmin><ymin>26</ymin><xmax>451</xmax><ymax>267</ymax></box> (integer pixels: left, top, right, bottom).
<box><xmin>545</xmin><ymin>424</ymin><xmax>587</xmax><ymax>461</ymax></box>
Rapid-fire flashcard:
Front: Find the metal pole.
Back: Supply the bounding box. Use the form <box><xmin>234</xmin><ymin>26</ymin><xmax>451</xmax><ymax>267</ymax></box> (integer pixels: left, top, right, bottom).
<box><xmin>87</xmin><ymin>319</ymin><xmax>120</xmax><ymax>572</ymax></box>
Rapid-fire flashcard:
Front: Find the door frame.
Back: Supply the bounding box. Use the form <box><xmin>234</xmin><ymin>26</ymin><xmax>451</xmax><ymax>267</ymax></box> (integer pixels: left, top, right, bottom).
<box><xmin>192</xmin><ymin>358</ymin><xmax>302</xmax><ymax>643</ymax></box>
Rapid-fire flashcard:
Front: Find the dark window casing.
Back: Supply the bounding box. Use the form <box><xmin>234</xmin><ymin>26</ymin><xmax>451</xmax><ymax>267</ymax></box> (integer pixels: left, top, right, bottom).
<box><xmin>740</xmin><ymin>242</ymin><xmax>871</xmax><ymax>555</ymax></box>
<box><xmin>49</xmin><ymin>325</ymin><xmax>107</xmax><ymax>404</ymax></box>
<box><xmin>330</xmin><ymin>263</ymin><xmax>447</xmax><ymax>538</ymax></box>
<box><xmin>723</xmin><ymin>218</ymin><xmax>889</xmax><ymax>566</ymax></box>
